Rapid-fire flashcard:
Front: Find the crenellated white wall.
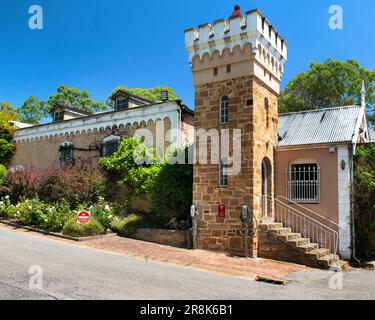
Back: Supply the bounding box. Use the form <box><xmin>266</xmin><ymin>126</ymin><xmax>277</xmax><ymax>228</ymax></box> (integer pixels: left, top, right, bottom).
<box><xmin>184</xmin><ymin>9</ymin><xmax>287</xmax><ymax>83</ymax></box>
<box><xmin>14</xmin><ymin>102</ymin><xmax>181</xmax><ymax>145</ymax></box>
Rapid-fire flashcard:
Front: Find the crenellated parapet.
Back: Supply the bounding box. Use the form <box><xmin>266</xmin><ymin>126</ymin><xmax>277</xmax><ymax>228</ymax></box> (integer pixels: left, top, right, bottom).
<box><xmin>184</xmin><ymin>8</ymin><xmax>288</xmax><ymax>88</ymax></box>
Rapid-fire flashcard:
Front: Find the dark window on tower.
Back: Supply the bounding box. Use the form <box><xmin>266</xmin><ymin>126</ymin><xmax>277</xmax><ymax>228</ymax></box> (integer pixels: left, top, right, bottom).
<box><xmin>226</xmin><ymin>65</ymin><xmax>231</xmax><ymax>73</ymax></box>
<box><xmin>115</xmin><ymin>98</ymin><xmax>128</xmax><ymax>111</ymax></box>
<box><xmin>262</xmin><ymin>18</ymin><xmax>265</xmax><ymax>31</ymax></box>
<box><xmin>269</xmin><ymin>25</ymin><xmax>272</xmax><ymax>38</ymax></box>
<box><xmin>265</xmin><ymin>97</ymin><xmax>270</xmax><ymax>128</ymax></box>
<box><xmin>220</xmin><ymin>96</ymin><xmax>229</xmax><ymax>124</ymax></box>
<box><xmin>213</xmin><ymin>67</ymin><xmax>218</xmax><ymax>76</ymax></box>
<box><xmin>54</xmin><ymin>111</ymin><xmax>64</xmax><ymax>123</ymax></box>
<box><xmin>219</xmin><ymin>159</ymin><xmax>228</xmax><ymax>187</ymax></box>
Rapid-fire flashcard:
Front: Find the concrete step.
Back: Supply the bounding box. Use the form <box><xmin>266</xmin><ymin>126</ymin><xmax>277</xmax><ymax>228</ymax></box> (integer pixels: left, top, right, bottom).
<box><xmin>263</xmin><ymin>221</ymin><xmax>349</xmax><ymax>270</ymax></box>
<box><xmin>298</xmin><ymin>243</ymin><xmax>320</xmax><ymax>253</ymax></box>
<box><xmin>288</xmin><ymin>237</ymin><xmax>310</xmax><ymax>247</ymax></box>
<box><xmin>278</xmin><ymin>233</ymin><xmax>301</xmax><ymax>242</ymax></box>
<box><xmin>269</xmin><ymin>227</ymin><xmax>292</xmax><ymax>235</ymax></box>
<box><xmin>308</xmin><ymin>248</ymin><xmax>330</xmax><ymax>258</ymax></box>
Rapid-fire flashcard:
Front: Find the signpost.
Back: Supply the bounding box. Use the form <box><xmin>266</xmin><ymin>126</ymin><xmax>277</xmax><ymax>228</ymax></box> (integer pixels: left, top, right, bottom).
<box><xmin>77</xmin><ymin>211</ymin><xmax>91</xmax><ymax>224</ymax></box>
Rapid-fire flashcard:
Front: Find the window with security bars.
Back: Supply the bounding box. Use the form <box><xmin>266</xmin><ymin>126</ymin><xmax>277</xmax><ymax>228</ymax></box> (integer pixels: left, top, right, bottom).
<box><xmin>59</xmin><ymin>143</ymin><xmax>74</xmax><ymax>166</ymax></box>
<box><xmin>287</xmin><ymin>163</ymin><xmax>320</xmax><ymax>204</ymax></box>
<box><xmin>102</xmin><ymin>140</ymin><xmax>120</xmax><ymax>158</ymax></box>
<box><xmin>220</xmin><ymin>96</ymin><xmax>229</xmax><ymax>124</ymax></box>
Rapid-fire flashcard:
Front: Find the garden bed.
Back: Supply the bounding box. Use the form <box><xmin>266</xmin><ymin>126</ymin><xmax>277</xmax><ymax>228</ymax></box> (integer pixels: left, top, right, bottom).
<box><xmin>0</xmin><ymin>219</ymin><xmax>116</xmax><ymax>242</ymax></box>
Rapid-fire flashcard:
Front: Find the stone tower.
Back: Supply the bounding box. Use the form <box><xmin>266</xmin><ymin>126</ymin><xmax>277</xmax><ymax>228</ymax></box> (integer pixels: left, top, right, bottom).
<box><xmin>184</xmin><ymin>6</ymin><xmax>288</xmax><ymax>256</ymax></box>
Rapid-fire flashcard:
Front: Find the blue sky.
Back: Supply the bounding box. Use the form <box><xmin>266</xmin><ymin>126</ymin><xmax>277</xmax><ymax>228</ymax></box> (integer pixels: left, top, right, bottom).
<box><xmin>0</xmin><ymin>0</ymin><xmax>374</xmax><ymax>110</ymax></box>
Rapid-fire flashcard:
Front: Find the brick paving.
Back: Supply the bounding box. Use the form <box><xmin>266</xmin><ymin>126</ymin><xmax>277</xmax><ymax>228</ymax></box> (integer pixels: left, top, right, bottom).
<box><xmin>81</xmin><ymin>235</ymin><xmax>310</xmax><ymax>281</ymax></box>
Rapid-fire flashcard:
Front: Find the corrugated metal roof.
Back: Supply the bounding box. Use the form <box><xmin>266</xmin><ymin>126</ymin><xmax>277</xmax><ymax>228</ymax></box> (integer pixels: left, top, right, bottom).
<box><xmin>278</xmin><ymin>106</ymin><xmax>361</xmax><ymax>147</ymax></box>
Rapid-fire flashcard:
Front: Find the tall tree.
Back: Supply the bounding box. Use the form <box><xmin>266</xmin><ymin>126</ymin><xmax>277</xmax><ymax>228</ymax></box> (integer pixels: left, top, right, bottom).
<box><xmin>18</xmin><ymin>96</ymin><xmax>45</xmax><ymax>125</ymax></box>
<box><xmin>0</xmin><ymin>102</ymin><xmax>19</xmax><ymax>120</ymax></box>
<box><xmin>45</xmin><ymin>85</ymin><xmax>108</xmax><ymax>115</ymax></box>
<box><xmin>0</xmin><ymin>108</ymin><xmax>16</xmax><ymax>164</ymax></box>
<box><xmin>106</xmin><ymin>86</ymin><xmax>178</xmax><ymax>108</ymax></box>
<box><xmin>279</xmin><ymin>59</ymin><xmax>375</xmax><ymax>124</ymax></box>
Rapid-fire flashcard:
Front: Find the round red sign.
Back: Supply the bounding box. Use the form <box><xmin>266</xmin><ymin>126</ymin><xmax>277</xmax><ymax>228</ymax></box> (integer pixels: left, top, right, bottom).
<box><xmin>77</xmin><ymin>211</ymin><xmax>91</xmax><ymax>224</ymax></box>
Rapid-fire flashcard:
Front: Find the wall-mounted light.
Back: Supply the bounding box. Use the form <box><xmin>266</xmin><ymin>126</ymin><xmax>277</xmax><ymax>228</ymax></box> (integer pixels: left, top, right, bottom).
<box><xmin>329</xmin><ymin>146</ymin><xmax>336</xmax><ymax>154</ymax></box>
<box><xmin>341</xmin><ymin>160</ymin><xmax>346</xmax><ymax>170</ymax></box>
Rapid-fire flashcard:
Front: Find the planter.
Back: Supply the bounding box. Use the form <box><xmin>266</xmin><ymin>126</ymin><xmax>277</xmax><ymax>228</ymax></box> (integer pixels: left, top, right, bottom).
<box><xmin>129</xmin><ymin>228</ymin><xmax>191</xmax><ymax>249</ymax></box>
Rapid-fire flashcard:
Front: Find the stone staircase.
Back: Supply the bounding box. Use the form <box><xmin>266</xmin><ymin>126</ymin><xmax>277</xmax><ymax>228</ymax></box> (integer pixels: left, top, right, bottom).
<box><xmin>259</xmin><ymin>223</ymin><xmax>349</xmax><ymax>270</ymax></box>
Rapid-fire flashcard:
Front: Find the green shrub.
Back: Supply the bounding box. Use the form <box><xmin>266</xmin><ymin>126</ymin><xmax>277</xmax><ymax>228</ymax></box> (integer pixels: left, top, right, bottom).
<box><xmin>110</xmin><ymin>214</ymin><xmax>142</xmax><ymax>236</ymax></box>
<box><xmin>38</xmin><ymin>202</ymin><xmax>73</xmax><ymax>232</ymax></box>
<box><xmin>0</xmin><ymin>165</ymin><xmax>7</xmax><ymax>186</ymax></box>
<box><xmin>151</xmin><ymin>150</ymin><xmax>193</xmax><ymax>225</ymax></box>
<box><xmin>0</xmin><ymin>197</ymin><xmax>72</xmax><ymax>232</ymax></box>
<box><xmin>354</xmin><ymin>144</ymin><xmax>375</xmax><ymax>260</ymax></box>
<box><xmin>63</xmin><ymin>217</ymin><xmax>105</xmax><ymax>237</ymax></box>
<box><xmin>16</xmin><ymin>198</ymin><xmax>46</xmax><ymax>225</ymax></box>
<box><xmin>89</xmin><ymin>197</ymin><xmax>115</xmax><ymax>231</ymax></box>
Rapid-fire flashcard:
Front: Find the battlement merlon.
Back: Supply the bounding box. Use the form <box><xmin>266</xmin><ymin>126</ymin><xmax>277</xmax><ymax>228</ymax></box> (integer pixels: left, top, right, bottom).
<box><xmin>184</xmin><ymin>8</ymin><xmax>288</xmax><ymax>67</ymax></box>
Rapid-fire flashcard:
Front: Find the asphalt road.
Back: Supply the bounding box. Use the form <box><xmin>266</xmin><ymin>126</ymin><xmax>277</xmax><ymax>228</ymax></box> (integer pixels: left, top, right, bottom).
<box><xmin>0</xmin><ymin>225</ymin><xmax>374</xmax><ymax>300</ymax></box>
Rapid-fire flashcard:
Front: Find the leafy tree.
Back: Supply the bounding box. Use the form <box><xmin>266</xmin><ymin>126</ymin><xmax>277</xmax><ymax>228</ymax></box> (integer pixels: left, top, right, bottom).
<box><xmin>279</xmin><ymin>59</ymin><xmax>375</xmax><ymax>124</ymax></box>
<box><xmin>18</xmin><ymin>96</ymin><xmax>45</xmax><ymax>124</ymax></box>
<box><xmin>45</xmin><ymin>85</ymin><xmax>108</xmax><ymax>115</ymax></box>
<box><xmin>354</xmin><ymin>145</ymin><xmax>375</xmax><ymax>260</ymax></box>
<box><xmin>106</xmin><ymin>86</ymin><xmax>178</xmax><ymax>107</ymax></box>
<box><xmin>0</xmin><ymin>102</ymin><xmax>19</xmax><ymax>120</ymax></box>
<box><xmin>99</xmin><ymin>137</ymin><xmax>162</xmax><ymax>208</ymax></box>
<box><xmin>0</xmin><ymin>110</ymin><xmax>16</xmax><ymax>164</ymax></box>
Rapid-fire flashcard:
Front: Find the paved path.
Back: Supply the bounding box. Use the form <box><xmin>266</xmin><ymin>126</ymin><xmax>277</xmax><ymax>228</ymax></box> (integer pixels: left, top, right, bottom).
<box><xmin>0</xmin><ymin>224</ymin><xmax>374</xmax><ymax>300</ymax></box>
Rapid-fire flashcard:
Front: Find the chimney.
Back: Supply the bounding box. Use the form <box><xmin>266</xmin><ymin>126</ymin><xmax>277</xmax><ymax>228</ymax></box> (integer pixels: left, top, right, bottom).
<box><xmin>361</xmin><ymin>80</ymin><xmax>366</xmax><ymax>109</ymax></box>
<box><xmin>230</xmin><ymin>5</ymin><xmax>243</xmax><ymax>18</ymax></box>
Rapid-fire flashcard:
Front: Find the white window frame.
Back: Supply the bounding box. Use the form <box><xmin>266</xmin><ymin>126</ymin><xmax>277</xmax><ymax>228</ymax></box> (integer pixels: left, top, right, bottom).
<box><xmin>219</xmin><ymin>159</ymin><xmax>228</xmax><ymax>187</ymax></box>
<box><xmin>287</xmin><ymin>159</ymin><xmax>320</xmax><ymax>204</ymax></box>
<box><xmin>219</xmin><ymin>96</ymin><xmax>229</xmax><ymax>124</ymax></box>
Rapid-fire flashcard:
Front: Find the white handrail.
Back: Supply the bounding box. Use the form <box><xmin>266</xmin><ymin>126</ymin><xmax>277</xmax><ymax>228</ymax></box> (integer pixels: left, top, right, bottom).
<box><xmin>262</xmin><ymin>195</ymin><xmax>339</xmax><ymax>259</ymax></box>
<box><xmin>276</xmin><ymin>195</ymin><xmax>342</xmax><ymax>229</ymax></box>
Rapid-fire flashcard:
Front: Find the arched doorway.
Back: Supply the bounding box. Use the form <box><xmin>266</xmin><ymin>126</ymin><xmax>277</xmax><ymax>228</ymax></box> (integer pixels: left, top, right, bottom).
<box><xmin>261</xmin><ymin>157</ymin><xmax>272</xmax><ymax>222</ymax></box>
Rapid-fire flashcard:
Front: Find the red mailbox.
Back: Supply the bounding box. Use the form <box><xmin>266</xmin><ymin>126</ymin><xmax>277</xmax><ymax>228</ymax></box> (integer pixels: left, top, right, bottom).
<box><xmin>218</xmin><ymin>205</ymin><xmax>226</xmax><ymax>218</ymax></box>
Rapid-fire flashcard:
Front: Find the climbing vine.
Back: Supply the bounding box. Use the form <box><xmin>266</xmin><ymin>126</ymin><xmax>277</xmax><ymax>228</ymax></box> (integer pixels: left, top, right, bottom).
<box><xmin>354</xmin><ymin>144</ymin><xmax>375</xmax><ymax>260</ymax></box>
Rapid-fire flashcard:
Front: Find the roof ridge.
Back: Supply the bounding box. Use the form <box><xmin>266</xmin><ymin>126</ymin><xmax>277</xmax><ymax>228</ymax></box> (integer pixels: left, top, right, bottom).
<box><xmin>279</xmin><ymin>105</ymin><xmax>359</xmax><ymax>116</ymax></box>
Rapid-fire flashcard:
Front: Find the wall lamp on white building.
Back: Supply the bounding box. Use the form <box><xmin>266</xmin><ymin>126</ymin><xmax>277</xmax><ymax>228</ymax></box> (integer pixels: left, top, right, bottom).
<box><xmin>341</xmin><ymin>160</ymin><xmax>346</xmax><ymax>170</ymax></box>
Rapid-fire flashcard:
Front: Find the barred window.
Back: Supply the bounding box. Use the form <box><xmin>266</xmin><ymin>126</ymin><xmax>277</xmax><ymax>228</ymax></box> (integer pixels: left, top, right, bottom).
<box><xmin>288</xmin><ymin>163</ymin><xmax>320</xmax><ymax>204</ymax></box>
<box><xmin>102</xmin><ymin>136</ymin><xmax>121</xmax><ymax>158</ymax></box>
<box><xmin>59</xmin><ymin>141</ymin><xmax>74</xmax><ymax>166</ymax></box>
<box><xmin>219</xmin><ymin>159</ymin><xmax>228</xmax><ymax>187</ymax></box>
<box><xmin>219</xmin><ymin>96</ymin><xmax>229</xmax><ymax>124</ymax></box>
